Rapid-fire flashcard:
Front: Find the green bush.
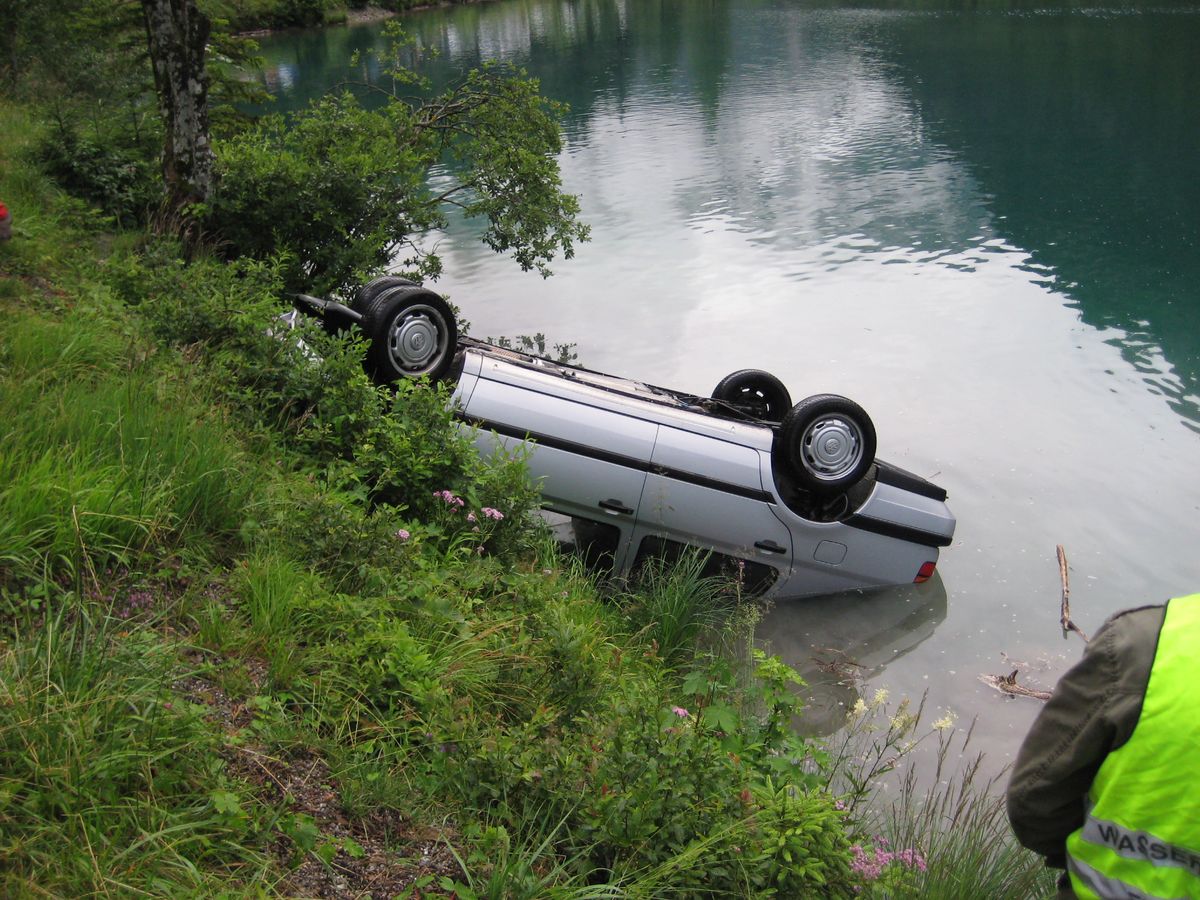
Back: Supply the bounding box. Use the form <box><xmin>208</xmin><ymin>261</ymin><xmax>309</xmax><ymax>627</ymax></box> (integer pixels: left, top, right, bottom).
<box><xmin>208</xmin><ymin>45</ymin><xmax>587</xmax><ymax>297</ymax></box>
<box><xmin>37</xmin><ymin>127</ymin><xmax>159</xmax><ymax>226</ymax></box>
<box><xmin>202</xmin><ymin>0</ymin><xmax>331</xmax><ymax>31</ymax></box>
<box><xmin>209</xmin><ymin>94</ymin><xmax>440</xmax><ymax>295</ymax></box>
<box><xmin>107</xmin><ymin>243</ymin><xmax>544</xmax><ymax>537</ymax></box>
<box><xmin>416</xmin><ymin>646</ymin><xmax>857</xmax><ymax>893</ymax></box>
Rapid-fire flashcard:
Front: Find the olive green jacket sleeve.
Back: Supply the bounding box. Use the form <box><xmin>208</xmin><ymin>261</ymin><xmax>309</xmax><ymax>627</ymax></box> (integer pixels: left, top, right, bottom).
<box><xmin>1006</xmin><ymin>603</ymin><xmax>1166</xmax><ymax>867</ymax></box>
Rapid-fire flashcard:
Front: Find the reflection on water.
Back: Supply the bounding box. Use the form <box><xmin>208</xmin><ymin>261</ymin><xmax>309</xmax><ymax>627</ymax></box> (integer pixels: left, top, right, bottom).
<box><xmin>758</xmin><ymin>578</ymin><xmax>947</xmax><ymax>736</ymax></box>
<box><xmin>875</xmin><ymin>6</ymin><xmax>1200</xmax><ymax>432</ymax></box>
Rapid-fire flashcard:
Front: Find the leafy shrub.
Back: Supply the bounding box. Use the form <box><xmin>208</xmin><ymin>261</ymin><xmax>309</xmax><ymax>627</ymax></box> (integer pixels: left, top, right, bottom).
<box><xmin>202</xmin><ymin>0</ymin><xmax>330</xmax><ymax>31</ymax></box>
<box><xmin>418</xmin><ymin>647</ymin><xmax>858</xmax><ymax>894</ymax></box>
<box><xmin>107</xmin><ymin>243</ymin><xmax>544</xmax><ymax>544</ymax></box>
<box><xmin>209</xmin><ymin>94</ymin><xmax>442</xmax><ymax>295</ymax></box>
<box><xmin>263</xmin><ymin>477</ymin><xmax>414</xmax><ymax>594</ymax></box>
<box><xmin>37</xmin><ymin>127</ymin><xmax>159</xmax><ymax>226</ymax></box>
<box><xmin>208</xmin><ymin>41</ymin><xmax>588</xmax><ymax>296</ymax></box>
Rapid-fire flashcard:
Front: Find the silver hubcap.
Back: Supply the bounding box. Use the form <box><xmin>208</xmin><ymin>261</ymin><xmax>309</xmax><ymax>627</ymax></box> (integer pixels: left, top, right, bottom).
<box><xmin>801</xmin><ymin>416</ymin><xmax>863</xmax><ymax>481</ymax></box>
<box><xmin>387</xmin><ymin>305</ymin><xmax>446</xmax><ymax>374</ymax></box>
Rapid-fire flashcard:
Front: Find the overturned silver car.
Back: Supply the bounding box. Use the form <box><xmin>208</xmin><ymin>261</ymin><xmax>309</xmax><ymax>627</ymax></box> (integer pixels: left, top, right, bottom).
<box><xmin>294</xmin><ymin>278</ymin><xmax>956</xmax><ymax>600</ymax></box>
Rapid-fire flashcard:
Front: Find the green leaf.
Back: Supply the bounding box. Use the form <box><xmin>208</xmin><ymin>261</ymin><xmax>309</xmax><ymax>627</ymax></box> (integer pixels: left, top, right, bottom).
<box><xmin>702</xmin><ymin>703</ymin><xmax>739</xmax><ymax>733</ymax></box>
<box><xmin>681</xmin><ymin>669</ymin><xmax>711</xmax><ymax>697</ymax></box>
<box><xmin>210</xmin><ymin>790</ymin><xmax>243</xmax><ymax>817</ymax></box>
<box><xmin>315</xmin><ymin>840</ymin><xmax>338</xmax><ymax>865</ymax></box>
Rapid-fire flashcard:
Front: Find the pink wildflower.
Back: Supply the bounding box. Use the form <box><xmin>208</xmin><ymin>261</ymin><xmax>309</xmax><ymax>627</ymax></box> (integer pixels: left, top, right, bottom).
<box><xmin>481</xmin><ymin>507</ymin><xmax>504</xmax><ymax>520</ymax></box>
<box><xmin>671</xmin><ymin>706</ymin><xmax>689</xmax><ymax>718</ymax></box>
<box><xmin>466</xmin><ymin>512</ymin><xmax>477</xmax><ymax>523</ymax></box>
<box><xmin>396</xmin><ymin>529</ymin><xmax>411</xmax><ymax>541</ymax></box>
<box><xmin>850</xmin><ymin>842</ymin><xmax>926</xmax><ymax>883</ymax></box>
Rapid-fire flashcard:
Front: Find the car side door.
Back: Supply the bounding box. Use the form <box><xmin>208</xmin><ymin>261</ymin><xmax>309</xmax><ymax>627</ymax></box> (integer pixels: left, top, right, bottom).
<box><xmin>631</xmin><ymin>425</ymin><xmax>793</xmax><ymax>595</ymax></box>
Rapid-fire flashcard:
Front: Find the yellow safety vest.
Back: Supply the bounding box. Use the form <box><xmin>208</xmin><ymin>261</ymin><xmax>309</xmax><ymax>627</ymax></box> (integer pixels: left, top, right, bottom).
<box><xmin>1066</xmin><ymin>594</ymin><xmax>1200</xmax><ymax>900</ymax></box>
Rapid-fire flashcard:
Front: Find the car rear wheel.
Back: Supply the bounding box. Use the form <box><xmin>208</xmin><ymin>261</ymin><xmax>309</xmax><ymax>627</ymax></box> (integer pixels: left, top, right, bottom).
<box><xmin>712</xmin><ymin>369</ymin><xmax>793</xmax><ymax>421</ymax></box>
<box><xmin>778</xmin><ymin>394</ymin><xmax>876</xmax><ymax>494</ymax></box>
<box><xmin>361</xmin><ymin>286</ymin><xmax>457</xmax><ymax>383</ymax></box>
<box><xmin>353</xmin><ymin>275</ymin><xmax>420</xmax><ymax>316</ymax></box>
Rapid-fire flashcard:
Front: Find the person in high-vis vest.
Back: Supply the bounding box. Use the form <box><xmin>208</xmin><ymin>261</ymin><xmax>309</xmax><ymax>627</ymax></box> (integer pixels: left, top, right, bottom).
<box><xmin>1007</xmin><ymin>594</ymin><xmax>1200</xmax><ymax>900</ymax></box>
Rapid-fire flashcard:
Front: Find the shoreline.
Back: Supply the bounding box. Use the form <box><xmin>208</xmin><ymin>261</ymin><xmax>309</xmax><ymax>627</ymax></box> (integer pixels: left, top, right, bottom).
<box><xmin>237</xmin><ymin>2</ymin><xmax>497</xmax><ymax>38</ymax></box>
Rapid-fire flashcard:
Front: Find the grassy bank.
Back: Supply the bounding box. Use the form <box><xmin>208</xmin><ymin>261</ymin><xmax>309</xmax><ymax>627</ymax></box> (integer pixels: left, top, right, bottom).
<box><xmin>0</xmin><ymin>100</ymin><xmax>1053</xmax><ymax>897</ymax></box>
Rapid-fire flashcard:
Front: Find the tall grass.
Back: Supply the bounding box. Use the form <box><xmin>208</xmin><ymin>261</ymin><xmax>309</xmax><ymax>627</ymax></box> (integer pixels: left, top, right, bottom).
<box><xmin>622</xmin><ymin>551</ymin><xmax>736</xmax><ymax>664</ymax></box>
<box><xmin>0</xmin><ymin>598</ymin><xmax>266</xmax><ymax>895</ymax></box>
<box><xmin>0</xmin><ymin>311</ymin><xmax>257</xmax><ymax>585</ymax></box>
<box><xmin>868</xmin><ymin>723</ymin><xmax>1058</xmax><ymax>900</ymax></box>
<box><xmin>826</xmin><ymin>695</ymin><xmax>1057</xmax><ymax>899</ymax></box>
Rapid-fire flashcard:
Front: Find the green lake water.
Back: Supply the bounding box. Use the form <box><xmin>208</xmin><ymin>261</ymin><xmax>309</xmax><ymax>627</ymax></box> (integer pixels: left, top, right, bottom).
<box><xmin>255</xmin><ymin>1</ymin><xmax>1200</xmax><ymax>763</ymax></box>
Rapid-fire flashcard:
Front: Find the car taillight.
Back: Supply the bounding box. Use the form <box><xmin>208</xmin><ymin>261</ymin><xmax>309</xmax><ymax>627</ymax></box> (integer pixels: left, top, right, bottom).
<box><xmin>914</xmin><ymin>561</ymin><xmax>936</xmax><ymax>584</ymax></box>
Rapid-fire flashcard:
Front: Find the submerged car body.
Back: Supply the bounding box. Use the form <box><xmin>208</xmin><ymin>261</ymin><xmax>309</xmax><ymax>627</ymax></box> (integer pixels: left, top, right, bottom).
<box><xmin>452</xmin><ymin>343</ymin><xmax>954</xmax><ymax>598</ymax></box>
<box><xmin>292</xmin><ymin>281</ymin><xmax>956</xmax><ymax>599</ymax></box>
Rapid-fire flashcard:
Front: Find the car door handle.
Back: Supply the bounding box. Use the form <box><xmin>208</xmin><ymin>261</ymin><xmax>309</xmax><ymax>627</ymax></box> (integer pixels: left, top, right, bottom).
<box><xmin>754</xmin><ymin>540</ymin><xmax>787</xmax><ymax>554</ymax></box>
<box><xmin>598</xmin><ymin>498</ymin><xmax>635</xmax><ymax>515</ymax></box>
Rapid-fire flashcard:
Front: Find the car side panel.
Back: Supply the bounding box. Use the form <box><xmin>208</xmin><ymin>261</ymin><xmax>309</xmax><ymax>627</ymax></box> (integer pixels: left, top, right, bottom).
<box><xmin>631</xmin><ymin>428</ymin><xmax>792</xmax><ymax>587</ymax></box>
<box><xmin>760</xmin><ymin>456</ymin><xmax>944</xmax><ymax>597</ymax></box>
<box><xmin>461</xmin><ymin>370</ymin><xmax>658</xmax><ymax>572</ymax></box>
<box><xmin>780</xmin><ymin>529</ymin><xmax>938</xmax><ymax>597</ymax></box>
<box><xmin>464</xmin><ymin>370</ymin><xmax>658</xmax><ymax>463</ymax></box>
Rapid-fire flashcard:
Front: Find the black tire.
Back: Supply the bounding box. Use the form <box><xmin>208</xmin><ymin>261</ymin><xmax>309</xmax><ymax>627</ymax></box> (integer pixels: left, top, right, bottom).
<box><xmin>712</xmin><ymin>369</ymin><xmax>793</xmax><ymax>421</ymax></box>
<box><xmin>361</xmin><ymin>286</ymin><xmax>458</xmax><ymax>384</ymax></box>
<box><xmin>352</xmin><ymin>275</ymin><xmax>420</xmax><ymax>316</ymax></box>
<box><xmin>777</xmin><ymin>394</ymin><xmax>876</xmax><ymax>494</ymax></box>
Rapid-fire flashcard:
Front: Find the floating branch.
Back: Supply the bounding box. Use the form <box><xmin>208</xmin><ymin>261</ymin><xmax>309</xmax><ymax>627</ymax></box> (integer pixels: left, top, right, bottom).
<box><xmin>1058</xmin><ymin>544</ymin><xmax>1089</xmax><ymax>643</ymax></box>
<box><xmin>978</xmin><ymin>670</ymin><xmax>1052</xmax><ymax>703</ymax></box>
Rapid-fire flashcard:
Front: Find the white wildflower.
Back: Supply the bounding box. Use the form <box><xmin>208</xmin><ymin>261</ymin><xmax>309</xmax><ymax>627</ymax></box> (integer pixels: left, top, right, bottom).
<box><xmin>933</xmin><ymin>711</ymin><xmax>958</xmax><ymax>732</ymax></box>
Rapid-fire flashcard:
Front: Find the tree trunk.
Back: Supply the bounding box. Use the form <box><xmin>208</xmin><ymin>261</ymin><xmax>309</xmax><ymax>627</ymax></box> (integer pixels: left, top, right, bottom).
<box><xmin>140</xmin><ymin>0</ymin><xmax>214</xmax><ymax>214</ymax></box>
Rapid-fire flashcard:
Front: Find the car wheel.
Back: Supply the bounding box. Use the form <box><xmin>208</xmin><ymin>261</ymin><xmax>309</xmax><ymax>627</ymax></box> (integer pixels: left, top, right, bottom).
<box><xmin>777</xmin><ymin>394</ymin><xmax>876</xmax><ymax>494</ymax></box>
<box><xmin>361</xmin><ymin>286</ymin><xmax>458</xmax><ymax>383</ymax></box>
<box><xmin>712</xmin><ymin>369</ymin><xmax>793</xmax><ymax>421</ymax></box>
<box><xmin>352</xmin><ymin>275</ymin><xmax>420</xmax><ymax>316</ymax></box>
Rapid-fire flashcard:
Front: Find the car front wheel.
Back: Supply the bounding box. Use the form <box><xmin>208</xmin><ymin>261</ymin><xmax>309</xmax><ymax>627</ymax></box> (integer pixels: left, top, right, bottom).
<box><xmin>361</xmin><ymin>286</ymin><xmax>458</xmax><ymax>384</ymax></box>
<box><xmin>352</xmin><ymin>275</ymin><xmax>420</xmax><ymax>316</ymax></box>
<box><xmin>777</xmin><ymin>394</ymin><xmax>876</xmax><ymax>494</ymax></box>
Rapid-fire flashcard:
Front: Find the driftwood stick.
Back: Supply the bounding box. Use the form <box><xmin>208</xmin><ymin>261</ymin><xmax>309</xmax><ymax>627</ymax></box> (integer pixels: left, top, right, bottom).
<box><xmin>1057</xmin><ymin>544</ymin><xmax>1071</xmax><ymax>630</ymax></box>
<box><xmin>978</xmin><ymin>671</ymin><xmax>1052</xmax><ymax>703</ymax></box>
<box><xmin>1057</xmin><ymin>544</ymin><xmax>1089</xmax><ymax>643</ymax></box>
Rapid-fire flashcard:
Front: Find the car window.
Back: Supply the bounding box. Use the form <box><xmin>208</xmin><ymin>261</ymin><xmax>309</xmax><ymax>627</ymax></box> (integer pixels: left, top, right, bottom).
<box><xmin>539</xmin><ymin>510</ymin><xmax>625</xmax><ymax>576</ymax></box>
<box><xmin>632</xmin><ymin>536</ymin><xmax>780</xmax><ymax>597</ymax></box>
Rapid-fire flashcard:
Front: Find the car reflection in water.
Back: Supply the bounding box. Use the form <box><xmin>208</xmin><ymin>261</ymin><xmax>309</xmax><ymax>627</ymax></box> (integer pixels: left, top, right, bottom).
<box><xmin>756</xmin><ymin>577</ymin><xmax>948</xmax><ymax>737</ymax></box>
